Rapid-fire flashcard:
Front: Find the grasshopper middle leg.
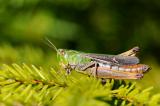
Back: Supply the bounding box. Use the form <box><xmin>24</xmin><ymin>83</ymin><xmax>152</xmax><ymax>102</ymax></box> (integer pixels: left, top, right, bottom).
<box><xmin>77</xmin><ymin>61</ymin><xmax>99</xmax><ymax>77</ymax></box>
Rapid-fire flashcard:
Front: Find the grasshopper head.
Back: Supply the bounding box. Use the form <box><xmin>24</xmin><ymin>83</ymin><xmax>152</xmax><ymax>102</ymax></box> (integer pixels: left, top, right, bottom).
<box><xmin>57</xmin><ymin>49</ymin><xmax>69</xmax><ymax>67</ymax></box>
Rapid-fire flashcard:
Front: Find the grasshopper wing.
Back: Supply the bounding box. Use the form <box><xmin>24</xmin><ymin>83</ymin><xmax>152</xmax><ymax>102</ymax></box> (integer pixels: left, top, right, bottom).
<box><xmin>118</xmin><ymin>46</ymin><xmax>140</xmax><ymax>56</ymax></box>
<box><xmin>113</xmin><ymin>55</ymin><xmax>139</xmax><ymax>65</ymax></box>
<box><xmin>82</xmin><ymin>53</ymin><xmax>139</xmax><ymax>65</ymax></box>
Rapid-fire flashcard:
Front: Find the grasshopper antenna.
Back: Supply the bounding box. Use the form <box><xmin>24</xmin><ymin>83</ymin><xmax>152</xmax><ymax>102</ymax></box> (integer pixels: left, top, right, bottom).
<box><xmin>44</xmin><ymin>37</ymin><xmax>58</xmax><ymax>53</ymax></box>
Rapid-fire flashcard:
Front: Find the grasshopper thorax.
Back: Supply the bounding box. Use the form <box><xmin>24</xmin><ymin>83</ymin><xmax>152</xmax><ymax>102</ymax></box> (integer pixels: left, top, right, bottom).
<box><xmin>57</xmin><ymin>49</ymin><xmax>90</xmax><ymax>69</ymax></box>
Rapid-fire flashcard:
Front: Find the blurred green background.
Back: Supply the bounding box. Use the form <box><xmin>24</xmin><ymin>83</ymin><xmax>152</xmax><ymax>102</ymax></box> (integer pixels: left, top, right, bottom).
<box><xmin>0</xmin><ymin>0</ymin><xmax>160</xmax><ymax>93</ymax></box>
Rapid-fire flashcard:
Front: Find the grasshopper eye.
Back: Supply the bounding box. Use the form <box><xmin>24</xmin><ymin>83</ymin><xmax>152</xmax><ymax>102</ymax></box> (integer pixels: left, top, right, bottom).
<box><xmin>59</xmin><ymin>49</ymin><xmax>65</xmax><ymax>55</ymax></box>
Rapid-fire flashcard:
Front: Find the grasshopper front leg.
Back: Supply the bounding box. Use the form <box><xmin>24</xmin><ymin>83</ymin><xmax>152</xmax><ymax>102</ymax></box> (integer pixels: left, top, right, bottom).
<box><xmin>64</xmin><ymin>63</ymin><xmax>72</xmax><ymax>74</ymax></box>
<box><xmin>64</xmin><ymin>63</ymin><xmax>79</xmax><ymax>75</ymax></box>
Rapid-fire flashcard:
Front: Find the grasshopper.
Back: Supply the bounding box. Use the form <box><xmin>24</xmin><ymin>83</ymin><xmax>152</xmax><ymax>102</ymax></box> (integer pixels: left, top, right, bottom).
<box><xmin>46</xmin><ymin>39</ymin><xmax>150</xmax><ymax>79</ymax></box>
